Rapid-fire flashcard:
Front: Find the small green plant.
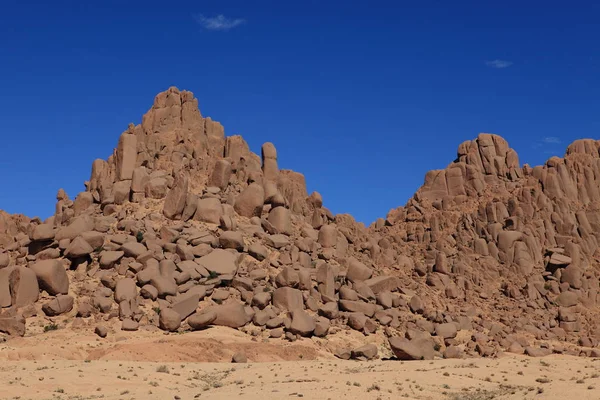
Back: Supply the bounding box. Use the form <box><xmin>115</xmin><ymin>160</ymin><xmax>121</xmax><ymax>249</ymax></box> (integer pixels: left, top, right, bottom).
<box><xmin>153</xmin><ymin>307</ymin><xmax>161</xmax><ymax>315</ymax></box>
<box><xmin>544</xmin><ymin>282</ymin><xmax>552</xmax><ymax>290</ymax></box>
<box><xmin>434</xmin><ymin>343</ymin><xmax>442</xmax><ymax>351</ymax></box>
<box><xmin>208</xmin><ymin>270</ymin><xmax>219</xmax><ymax>279</ymax></box>
<box><xmin>136</xmin><ymin>231</ymin><xmax>144</xmax><ymax>243</ymax></box>
<box><xmin>44</xmin><ymin>323</ymin><xmax>59</xmax><ymax>332</ymax></box>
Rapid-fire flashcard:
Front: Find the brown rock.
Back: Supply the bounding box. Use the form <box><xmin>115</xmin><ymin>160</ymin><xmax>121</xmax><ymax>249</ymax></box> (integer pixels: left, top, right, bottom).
<box><xmin>115</xmin><ymin>132</ymin><xmax>137</xmax><ymax>181</ymax></box>
<box><xmin>435</xmin><ymin>323</ymin><xmax>458</xmax><ymax>339</ymax></box>
<box><xmin>234</xmin><ymin>183</ymin><xmax>264</xmax><ymax>218</ymax></box>
<box><xmin>0</xmin><ymin>314</ymin><xmax>26</xmax><ymax>336</ymax></box>
<box><xmin>163</xmin><ymin>172</ymin><xmax>189</xmax><ymax>219</ymax></box>
<box><xmin>209</xmin><ymin>302</ymin><xmax>250</xmax><ymax>328</ymax></box>
<box><xmin>209</xmin><ymin>160</ymin><xmax>232</xmax><ymax>190</ymax></box>
<box><xmin>389</xmin><ymin>337</ymin><xmax>434</xmax><ymax>360</ymax></box>
<box><xmin>122</xmin><ymin>318</ymin><xmax>139</xmax><ymax>331</ymax></box>
<box><xmin>346</xmin><ymin>258</ymin><xmax>372</xmax><ymax>282</ymax></box>
<box><xmin>65</xmin><ymin>236</ymin><xmax>94</xmax><ymax>258</ymax></box>
<box><xmin>94</xmin><ymin>325</ymin><xmax>108</xmax><ymax>338</ymax></box>
<box><xmin>188</xmin><ymin>310</ymin><xmax>218</xmax><ymax>330</ymax></box>
<box><xmin>197</xmin><ymin>249</ymin><xmax>239</xmax><ymax>276</ymax></box>
<box><xmin>120</xmin><ymin>241</ymin><xmax>147</xmax><ymax>258</ymax></box>
<box><xmin>219</xmin><ymin>231</ymin><xmax>244</xmax><ymax>251</ymax></box>
<box><xmin>273</xmin><ymin>287</ymin><xmax>304</xmax><ymax>311</ymax></box>
<box><xmin>232</xmin><ymin>351</ymin><xmax>247</xmax><ymax>363</ymax></box>
<box><xmin>194</xmin><ymin>197</ymin><xmax>223</xmax><ymax>224</ymax></box>
<box><xmin>159</xmin><ymin>308</ymin><xmax>182</xmax><ymax>332</ymax></box>
<box><xmin>351</xmin><ymin>344</ymin><xmax>378</xmax><ymax>360</ymax></box>
<box><xmin>171</xmin><ymin>292</ymin><xmax>200</xmax><ymax>319</ymax></box>
<box><xmin>42</xmin><ymin>295</ymin><xmax>74</xmax><ymax>316</ymax></box>
<box><xmin>268</xmin><ymin>207</ymin><xmax>292</xmax><ymax>235</ymax></box>
<box><xmin>289</xmin><ymin>309</ymin><xmax>315</xmax><ymax>337</ymax></box>
<box><xmin>30</xmin><ymin>260</ymin><xmax>67</xmax><ymax>296</ymax></box>
<box><xmin>114</xmin><ymin>278</ymin><xmax>137</xmax><ymax>302</ymax></box>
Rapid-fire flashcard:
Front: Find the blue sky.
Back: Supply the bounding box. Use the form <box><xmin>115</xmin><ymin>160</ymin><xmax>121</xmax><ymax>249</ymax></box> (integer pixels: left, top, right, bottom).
<box><xmin>1</xmin><ymin>1</ymin><xmax>599</xmax><ymax>224</ymax></box>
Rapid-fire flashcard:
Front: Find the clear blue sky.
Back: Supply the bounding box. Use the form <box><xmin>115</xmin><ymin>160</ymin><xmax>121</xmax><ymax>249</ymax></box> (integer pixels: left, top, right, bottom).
<box><xmin>1</xmin><ymin>1</ymin><xmax>599</xmax><ymax>224</ymax></box>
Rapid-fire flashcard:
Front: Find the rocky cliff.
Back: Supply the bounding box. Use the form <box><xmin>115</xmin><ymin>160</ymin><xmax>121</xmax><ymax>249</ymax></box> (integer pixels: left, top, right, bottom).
<box><xmin>1</xmin><ymin>87</ymin><xmax>599</xmax><ymax>360</ymax></box>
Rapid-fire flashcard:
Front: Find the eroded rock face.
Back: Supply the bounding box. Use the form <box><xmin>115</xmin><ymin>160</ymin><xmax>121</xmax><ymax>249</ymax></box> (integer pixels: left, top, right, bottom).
<box><xmin>2</xmin><ymin>87</ymin><xmax>600</xmax><ymax>362</ymax></box>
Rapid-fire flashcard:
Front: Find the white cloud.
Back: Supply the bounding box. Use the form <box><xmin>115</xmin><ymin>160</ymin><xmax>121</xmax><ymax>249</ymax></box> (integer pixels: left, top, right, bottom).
<box><xmin>194</xmin><ymin>14</ymin><xmax>245</xmax><ymax>31</ymax></box>
<box><xmin>542</xmin><ymin>136</ymin><xmax>561</xmax><ymax>144</ymax></box>
<box><xmin>485</xmin><ymin>59</ymin><xmax>513</xmax><ymax>69</ymax></box>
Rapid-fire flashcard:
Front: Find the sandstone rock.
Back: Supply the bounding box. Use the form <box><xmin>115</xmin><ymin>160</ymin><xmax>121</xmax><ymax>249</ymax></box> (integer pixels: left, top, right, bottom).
<box><xmin>159</xmin><ymin>308</ymin><xmax>182</xmax><ymax>332</ymax></box>
<box><xmin>389</xmin><ymin>337</ymin><xmax>434</xmax><ymax>360</ymax></box>
<box><xmin>197</xmin><ymin>249</ymin><xmax>238</xmax><ymax>276</ymax></box>
<box><xmin>31</xmin><ymin>224</ymin><xmax>56</xmax><ymax>241</ymax></box>
<box><xmin>289</xmin><ymin>309</ymin><xmax>315</xmax><ymax>337</ymax></box>
<box><xmin>121</xmin><ymin>242</ymin><xmax>147</xmax><ymax>258</ymax></box>
<box><xmin>232</xmin><ymin>351</ymin><xmax>247</xmax><ymax>363</ymax></box>
<box><xmin>351</xmin><ymin>344</ymin><xmax>378</xmax><ymax>360</ymax></box>
<box><xmin>273</xmin><ymin>287</ymin><xmax>304</xmax><ymax>311</ymax></box>
<box><xmin>163</xmin><ymin>172</ymin><xmax>189</xmax><ymax>219</ymax></box>
<box><xmin>209</xmin><ymin>160</ymin><xmax>232</xmax><ymax>190</ymax></box>
<box><xmin>171</xmin><ymin>292</ymin><xmax>200</xmax><ymax>319</ymax></box>
<box><xmin>0</xmin><ymin>314</ymin><xmax>26</xmax><ymax>336</ymax></box>
<box><xmin>248</xmin><ymin>243</ymin><xmax>268</xmax><ymax>261</ymax></box>
<box><xmin>209</xmin><ymin>302</ymin><xmax>250</xmax><ymax>328</ymax></box>
<box><xmin>116</xmin><ymin>132</ymin><xmax>137</xmax><ymax>181</ymax></box>
<box><xmin>219</xmin><ymin>231</ymin><xmax>244</xmax><ymax>251</ymax></box>
<box><xmin>122</xmin><ymin>318</ymin><xmax>139</xmax><ymax>331</ymax></box>
<box><xmin>234</xmin><ymin>183</ymin><xmax>264</xmax><ymax>218</ymax></box>
<box><xmin>42</xmin><ymin>295</ymin><xmax>74</xmax><ymax>316</ymax></box>
<box><xmin>99</xmin><ymin>251</ymin><xmax>124</xmax><ymax>269</ymax></box>
<box><xmin>525</xmin><ymin>346</ymin><xmax>552</xmax><ymax>357</ymax></box>
<box><xmin>188</xmin><ymin>310</ymin><xmax>218</xmax><ymax>330</ymax></box>
<box><xmin>435</xmin><ymin>323</ymin><xmax>458</xmax><ymax>339</ymax></box>
<box><xmin>346</xmin><ymin>258</ymin><xmax>372</xmax><ymax>282</ymax></box>
<box><xmin>268</xmin><ymin>207</ymin><xmax>292</xmax><ymax>235</ymax></box>
<box><xmin>30</xmin><ymin>260</ymin><xmax>67</xmax><ymax>296</ymax></box>
<box><xmin>114</xmin><ymin>278</ymin><xmax>137</xmax><ymax>302</ymax></box>
<box><xmin>194</xmin><ymin>197</ymin><xmax>223</xmax><ymax>224</ymax></box>
<box><xmin>0</xmin><ymin>253</ymin><xmax>9</xmax><ymax>268</ymax></box>
<box><xmin>94</xmin><ymin>325</ymin><xmax>108</xmax><ymax>338</ymax></box>
<box><xmin>65</xmin><ymin>236</ymin><xmax>94</xmax><ymax>258</ymax></box>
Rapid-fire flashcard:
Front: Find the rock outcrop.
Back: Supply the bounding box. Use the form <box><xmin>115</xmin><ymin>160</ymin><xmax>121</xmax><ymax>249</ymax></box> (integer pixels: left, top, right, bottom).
<box><xmin>1</xmin><ymin>87</ymin><xmax>600</xmax><ymax>361</ymax></box>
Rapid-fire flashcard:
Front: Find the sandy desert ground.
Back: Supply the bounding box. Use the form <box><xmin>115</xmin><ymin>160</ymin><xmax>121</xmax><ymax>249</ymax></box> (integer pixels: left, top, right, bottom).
<box><xmin>1</xmin><ymin>324</ymin><xmax>599</xmax><ymax>400</ymax></box>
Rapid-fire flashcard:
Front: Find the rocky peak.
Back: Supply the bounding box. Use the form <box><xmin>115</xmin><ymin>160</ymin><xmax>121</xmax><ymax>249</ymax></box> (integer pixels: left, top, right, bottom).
<box><xmin>2</xmin><ymin>88</ymin><xmax>600</xmax><ymax>361</ymax></box>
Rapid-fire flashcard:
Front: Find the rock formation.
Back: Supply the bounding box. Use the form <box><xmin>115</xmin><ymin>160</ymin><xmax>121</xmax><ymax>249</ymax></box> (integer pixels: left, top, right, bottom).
<box><xmin>1</xmin><ymin>87</ymin><xmax>600</xmax><ymax>360</ymax></box>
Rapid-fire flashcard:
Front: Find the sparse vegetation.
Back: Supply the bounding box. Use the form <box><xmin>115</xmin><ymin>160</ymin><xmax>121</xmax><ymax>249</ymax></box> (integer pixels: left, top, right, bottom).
<box><xmin>156</xmin><ymin>365</ymin><xmax>169</xmax><ymax>374</ymax></box>
<box><xmin>44</xmin><ymin>323</ymin><xmax>59</xmax><ymax>332</ymax></box>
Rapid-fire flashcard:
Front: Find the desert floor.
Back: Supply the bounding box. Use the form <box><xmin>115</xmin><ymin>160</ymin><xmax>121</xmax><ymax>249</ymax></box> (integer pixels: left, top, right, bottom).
<box><xmin>1</xmin><ymin>325</ymin><xmax>599</xmax><ymax>400</ymax></box>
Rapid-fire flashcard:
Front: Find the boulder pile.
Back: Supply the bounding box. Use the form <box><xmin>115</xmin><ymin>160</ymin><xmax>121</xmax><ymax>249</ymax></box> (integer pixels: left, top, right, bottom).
<box><xmin>2</xmin><ymin>87</ymin><xmax>600</xmax><ymax>360</ymax></box>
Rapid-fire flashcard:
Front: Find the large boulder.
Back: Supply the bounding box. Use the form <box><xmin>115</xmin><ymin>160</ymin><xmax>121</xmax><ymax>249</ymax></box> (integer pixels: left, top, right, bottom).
<box><xmin>0</xmin><ymin>314</ymin><xmax>26</xmax><ymax>336</ymax></box>
<box><xmin>197</xmin><ymin>249</ymin><xmax>239</xmax><ymax>276</ymax></box>
<box><xmin>234</xmin><ymin>183</ymin><xmax>264</xmax><ymax>218</ymax></box>
<box><xmin>209</xmin><ymin>302</ymin><xmax>251</xmax><ymax>328</ymax></box>
<box><xmin>389</xmin><ymin>337</ymin><xmax>434</xmax><ymax>360</ymax></box>
<box><xmin>42</xmin><ymin>295</ymin><xmax>74</xmax><ymax>316</ymax></box>
<box><xmin>30</xmin><ymin>260</ymin><xmax>68</xmax><ymax>296</ymax></box>
<box><xmin>273</xmin><ymin>287</ymin><xmax>304</xmax><ymax>311</ymax></box>
<box><xmin>288</xmin><ymin>309</ymin><xmax>315</xmax><ymax>337</ymax></box>
<box><xmin>163</xmin><ymin>172</ymin><xmax>189</xmax><ymax>219</ymax></box>
<box><xmin>194</xmin><ymin>197</ymin><xmax>223</xmax><ymax>224</ymax></box>
<box><xmin>159</xmin><ymin>308</ymin><xmax>182</xmax><ymax>332</ymax></box>
<box><xmin>114</xmin><ymin>278</ymin><xmax>137</xmax><ymax>302</ymax></box>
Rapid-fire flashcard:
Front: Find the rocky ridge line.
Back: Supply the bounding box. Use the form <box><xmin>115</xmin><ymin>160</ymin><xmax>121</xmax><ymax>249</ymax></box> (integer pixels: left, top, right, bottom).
<box><xmin>1</xmin><ymin>87</ymin><xmax>600</xmax><ymax>361</ymax></box>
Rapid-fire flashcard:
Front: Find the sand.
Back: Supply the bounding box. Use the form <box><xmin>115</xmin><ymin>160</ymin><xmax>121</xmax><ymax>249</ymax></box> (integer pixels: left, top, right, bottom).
<box><xmin>1</xmin><ymin>325</ymin><xmax>599</xmax><ymax>399</ymax></box>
